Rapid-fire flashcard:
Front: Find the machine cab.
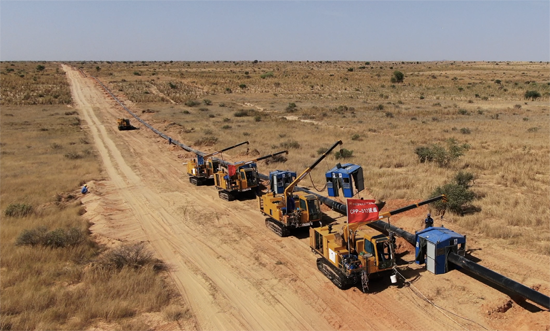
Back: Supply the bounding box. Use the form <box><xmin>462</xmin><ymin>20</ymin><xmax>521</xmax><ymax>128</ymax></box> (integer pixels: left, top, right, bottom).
<box><xmin>299</xmin><ymin>195</ymin><xmax>321</xmax><ymax>221</ymax></box>
<box><xmin>326</xmin><ymin>163</ymin><xmax>365</xmax><ymax>198</ymax></box>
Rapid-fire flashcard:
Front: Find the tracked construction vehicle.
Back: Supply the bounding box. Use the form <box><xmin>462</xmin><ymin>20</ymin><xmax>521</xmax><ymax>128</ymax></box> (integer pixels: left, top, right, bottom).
<box><xmin>117</xmin><ymin>118</ymin><xmax>134</xmax><ymax>130</ymax></box>
<box><xmin>186</xmin><ymin>141</ymin><xmax>249</xmax><ymax>186</ymax></box>
<box><xmin>259</xmin><ymin>141</ymin><xmax>343</xmax><ymax>237</ymax></box>
<box><xmin>214</xmin><ymin>150</ymin><xmax>288</xmax><ymax>201</ymax></box>
<box><xmin>310</xmin><ymin>195</ymin><xmax>447</xmax><ymax>292</ymax></box>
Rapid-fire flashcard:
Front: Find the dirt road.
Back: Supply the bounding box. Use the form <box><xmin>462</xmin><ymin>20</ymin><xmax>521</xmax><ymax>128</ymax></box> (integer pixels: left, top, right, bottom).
<box><xmin>63</xmin><ymin>65</ymin><xmax>549</xmax><ymax>330</ymax></box>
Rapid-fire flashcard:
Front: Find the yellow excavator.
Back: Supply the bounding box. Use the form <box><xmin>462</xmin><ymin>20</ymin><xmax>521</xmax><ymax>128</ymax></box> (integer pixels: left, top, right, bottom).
<box><xmin>259</xmin><ymin>141</ymin><xmax>343</xmax><ymax>237</ymax></box>
<box><xmin>117</xmin><ymin>118</ymin><xmax>134</xmax><ymax>130</ymax></box>
<box><xmin>214</xmin><ymin>150</ymin><xmax>288</xmax><ymax>201</ymax></box>
<box><xmin>310</xmin><ymin>195</ymin><xmax>447</xmax><ymax>292</ymax></box>
<box><xmin>187</xmin><ymin>141</ymin><xmax>249</xmax><ymax>186</ymax></box>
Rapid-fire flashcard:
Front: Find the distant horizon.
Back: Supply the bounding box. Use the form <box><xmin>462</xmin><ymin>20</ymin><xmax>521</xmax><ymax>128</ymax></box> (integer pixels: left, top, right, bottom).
<box><xmin>2</xmin><ymin>1</ymin><xmax>548</xmax><ymax>62</ymax></box>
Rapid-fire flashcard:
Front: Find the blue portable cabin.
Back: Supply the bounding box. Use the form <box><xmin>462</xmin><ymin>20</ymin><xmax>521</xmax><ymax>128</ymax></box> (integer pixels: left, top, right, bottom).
<box><xmin>325</xmin><ymin>163</ymin><xmax>365</xmax><ymax>198</ymax></box>
<box><xmin>269</xmin><ymin>170</ymin><xmax>297</xmax><ymax>194</ymax></box>
<box><xmin>415</xmin><ymin>227</ymin><xmax>466</xmax><ymax>275</ymax></box>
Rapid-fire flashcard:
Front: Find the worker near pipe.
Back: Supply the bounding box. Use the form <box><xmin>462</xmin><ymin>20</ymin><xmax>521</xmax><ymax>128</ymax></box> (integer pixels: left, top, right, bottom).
<box><xmin>424</xmin><ymin>213</ymin><xmax>434</xmax><ymax>229</ymax></box>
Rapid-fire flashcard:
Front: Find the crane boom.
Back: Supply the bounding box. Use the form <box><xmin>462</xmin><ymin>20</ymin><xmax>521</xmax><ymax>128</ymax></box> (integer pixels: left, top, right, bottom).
<box><xmin>203</xmin><ymin>141</ymin><xmax>249</xmax><ymax>159</ymax></box>
<box><xmin>283</xmin><ymin>140</ymin><xmax>343</xmax><ymax>204</ymax></box>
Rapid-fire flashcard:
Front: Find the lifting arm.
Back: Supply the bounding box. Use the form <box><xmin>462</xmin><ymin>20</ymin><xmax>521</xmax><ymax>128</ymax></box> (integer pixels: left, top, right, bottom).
<box><xmin>197</xmin><ymin>141</ymin><xmax>249</xmax><ymax>165</ymax></box>
<box><xmin>283</xmin><ymin>140</ymin><xmax>343</xmax><ymax>206</ymax></box>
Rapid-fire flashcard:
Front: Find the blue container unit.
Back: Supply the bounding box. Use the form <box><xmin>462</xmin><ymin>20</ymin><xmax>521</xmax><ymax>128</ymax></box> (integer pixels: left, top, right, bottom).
<box><xmin>269</xmin><ymin>170</ymin><xmax>297</xmax><ymax>194</ymax></box>
<box><xmin>415</xmin><ymin>227</ymin><xmax>466</xmax><ymax>275</ymax></box>
<box><xmin>325</xmin><ymin>163</ymin><xmax>365</xmax><ymax>198</ymax></box>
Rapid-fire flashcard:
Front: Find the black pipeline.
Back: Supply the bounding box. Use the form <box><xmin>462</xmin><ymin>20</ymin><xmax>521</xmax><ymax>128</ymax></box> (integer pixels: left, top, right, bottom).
<box><xmin>296</xmin><ymin>187</ymin><xmax>550</xmax><ymax>310</ymax></box>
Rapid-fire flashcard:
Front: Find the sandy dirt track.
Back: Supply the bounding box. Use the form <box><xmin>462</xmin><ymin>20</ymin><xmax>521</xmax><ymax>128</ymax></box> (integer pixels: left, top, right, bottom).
<box><xmin>63</xmin><ymin>65</ymin><xmax>549</xmax><ymax>331</ymax></box>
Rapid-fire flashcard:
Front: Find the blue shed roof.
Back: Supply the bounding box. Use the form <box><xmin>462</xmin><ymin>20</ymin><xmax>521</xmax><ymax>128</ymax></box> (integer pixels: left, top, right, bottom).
<box><xmin>327</xmin><ymin>163</ymin><xmax>362</xmax><ymax>175</ymax></box>
<box><xmin>416</xmin><ymin>227</ymin><xmax>464</xmax><ymax>243</ymax></box>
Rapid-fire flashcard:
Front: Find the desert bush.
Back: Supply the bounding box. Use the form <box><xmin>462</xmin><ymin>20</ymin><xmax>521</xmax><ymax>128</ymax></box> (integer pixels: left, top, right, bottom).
<box><xmin>317</xmin><ymin>147</ymin><xmax>328</xmax><ymax>155</ymax></box>
<box><xmin>15</xmin><ymin>226</ymin><xmax>47</xmax><ymax>246</ymax></box>
<box><xmin>260</xmin><ymin>72</ymin><xmax>274</xmax><ymax>79</ymax></box>
<box><xmin>185</xmin><ymin>100</ymin><xmax>201</xmax><ymax>107</ymax></box>
<box><xmin>64</xmin><ymin>152</ymin><xmax>82</xmax><ymax>159</ymax></box>
<box><xmin>234</xmin><ymin>109</ymin><xmax>250</xmax><ymax>117</ymax></box>
<box><xmin>351</xmin><ymin>134</ymin><xmax>360</xmax><ymax>141</ymax></box>
<box><xmin>16</xmin><ymin>226</ymin><xmax>84</xmax><ymax>248</ymax></box>
<box><xmin>431</xmin><ymin>172</ymin><xmax>476</xmax><ymax>215</ymax></box>
<box><xmin>239</xmin><ymin>84</ymin><xmax>247</xmax><ymax>89</ymax></box>
<box><xmin>415</xmin><ymin>139</ymin><xmax>468</xmax><ymax>167</ymax></box>
<box><xmin>334</xmin><ymin>148</ymin><xmax>354</xmax><ymax>160</ymax></box>
<box><xmin>254</xmin><ymin>115</ymin><xmax>262</xmax><ymax>122</ymax></box>
<box><xmin>391</xmin><ymin>71</ymin><xmax>404</xmax><ymax>83</ymax></box>
<box><xmin>222</xmin><ymin>125</ymin><xmax>231</xmax><ymax>130</ymax></box>
<box><xmin>460</xmin><ymin>128</ymin><xmax>471</xmax><ymax>134</ymax></box>
<box><xmin>203</xmin><ymin>99</ymin><xmax>212</xmax><ymax>105</ymax></box>
<box><xmin>280</xmin><ymin>140</ymin><xmax>300</xmax><ymax>149</ymax></box>
<box><xmin>194</xmin><ymin>137</ymin><xmax>218</xmax><ymax>146</ymax></box>
<box><xmin>385</xmin><ymin>112</ymin><xmax>394</xmax><ymax>118</ymax></box>
<box><xmin>97</xmin><ymin>243</ymin><xmax>165</xmax><ymax>270</ymax></box>
<box><xmin>524</xmin><ymin>90</ymin><xmax>541</xmax><ymax>100</ymax></box>
<box><xmin>286</xmin><ymin>103</ymin><xmax>297</xmax><ymax>112</ymax></box>
<box><xmin>5</xmin><ymin>203</ymin><xmax>34</xmax><ymax>217</ymax></box>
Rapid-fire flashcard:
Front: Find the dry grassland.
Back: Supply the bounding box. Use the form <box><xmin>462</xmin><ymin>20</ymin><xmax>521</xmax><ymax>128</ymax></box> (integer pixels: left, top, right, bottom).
<box><xmin>1</xmin><ymin>62</ymin><xmax>72</xmax><ymax>105</ymax></box>
<box><xmin>0</xmin><ymin>64</ymin><xmax>188</xmax><ymax>330</ymax></box>
<box><xmin>77</xmin><ymin>60</ymin><xmax>549</xmax><ymax>254</ymax></box>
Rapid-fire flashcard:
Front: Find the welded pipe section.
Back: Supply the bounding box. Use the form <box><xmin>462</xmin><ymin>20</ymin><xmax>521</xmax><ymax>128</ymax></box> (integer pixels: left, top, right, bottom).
<box><xmin>448</xmin><ymin>253</ymin><xmax>550</xmax><ymax>309</ymax></box>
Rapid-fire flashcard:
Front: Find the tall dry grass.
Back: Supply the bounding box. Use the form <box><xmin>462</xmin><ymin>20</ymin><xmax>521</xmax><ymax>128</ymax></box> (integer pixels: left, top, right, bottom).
<box><xmin>1</xmin><ymin>62</ymin><xmax>72</xmax><ymax>105</ymax></box>
<box><xmin>0</xmin><ymin>101</ymin><xmax>187</xmax><ymax>329</ymax></box>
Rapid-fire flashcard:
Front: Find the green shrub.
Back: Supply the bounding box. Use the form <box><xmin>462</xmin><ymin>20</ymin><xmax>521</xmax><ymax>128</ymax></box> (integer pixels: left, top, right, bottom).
<box><xmin>64</xmin><ymin>152</ymin><xmax>82</xmax><ymax>159</ymax></box>
<box><xmin>351</xmin><ymin>134</ymin><xmax>360</xmax><ymax>141</ymax></box>
<box><xmin>16</xmin><ymin>227</ymin><xmax>84</xmax><ymax>248</ymax></box>
<box><xmin>414</xmin><ymin>139</ymin><xmax>469</xmax><ymax>167</ymax></box>
<box><xmin>334</xmin><ymin>148</ymin><xmax>353</xmax><ymax>160</ymax></box>
<box><xmin>97</xmin><ymin>243</ymin><xmax>164</xmax><ymax>270</ymax></box>
<box><xmin>431</xmin><ymin>171</ymin><xmax>476</xmax><ymax>215</ymax></box>
<box><xmin>36</xmin><ymin>65</ymin><xmax>45</xmax><ymax>72</ymax></box>
<box><xmin>317</xmin><ymin>147</ymin><xmax>328</xmax><ymax>155</ymax></box>
<box><xmin>286</xmin><ymin>103</ymin><xmax>297</xmax><ymax>112</ymax></box>
<box><xmin>234</xmin><ymin>109</ymin><xmax>250</xmax><ymax>117</ymax></box>
<box><xmin>524</xmin><ymin>90</ymin><xmax>541</xmax><ymax>100</ymax></box>
<box><xmin>221</xmin><ymin>125</ymin><xmax>231</xmax><ymax>130</ymax></box>
<box><xmin>254</xmin><ymin>115</ymin><xmax>262</xmax><ymax>122</ymax></box>
<box><xmin>239</xmin><ymin>84</ymin><xmax>247</xmax><ymax>89</ymax></box>
<box><xmin>185</xmin><ymin>100</ymin><xmax>200</xmax><ymax>107</ymax></box>
<box><xmin>5</xmin><ymin>203</ymin><xmax>34</xmax><ymax>217</ymax></box>
<box><xmin>203</xmin><ymin>99</ymin><xmax>212</xmax><ymax>105</ymax></box>
<box><xmin>280</xmin><ymin>140</ymin><xmax>300</xmax><ymax>149</ymax></box>
<box><xmin>16</xmin><ymin>227</ymin><xmax>47</xmax><ymax>246</ymax></box>
<box><xmin>133</xmin><ymin>71</ymin><xmax>141</xmax><ymax>76</ymax></box>
<box><xmin>391</xmin><ymin>71</ymin><xmax>404</xmax><ymax>83</ymax></box>
<box><xmin>260</xmin><ymin>72</ymin><xmax>274</xmax><ymax>79</ymax></box>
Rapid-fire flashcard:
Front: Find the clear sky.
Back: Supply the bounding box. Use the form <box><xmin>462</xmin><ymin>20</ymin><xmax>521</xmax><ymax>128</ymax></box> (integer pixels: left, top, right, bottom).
<box><xmin>1</xmin><ymin>1</ymin><xmax>548</xmax><ymax>61</ymax></box>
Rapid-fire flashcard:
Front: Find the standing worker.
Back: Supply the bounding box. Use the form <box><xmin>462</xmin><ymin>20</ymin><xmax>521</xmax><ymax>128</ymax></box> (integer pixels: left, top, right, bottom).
<box><xmin>424</xmin><ymin>213</ymin><xmax>434</xmax><ymax>229</ymax></box>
